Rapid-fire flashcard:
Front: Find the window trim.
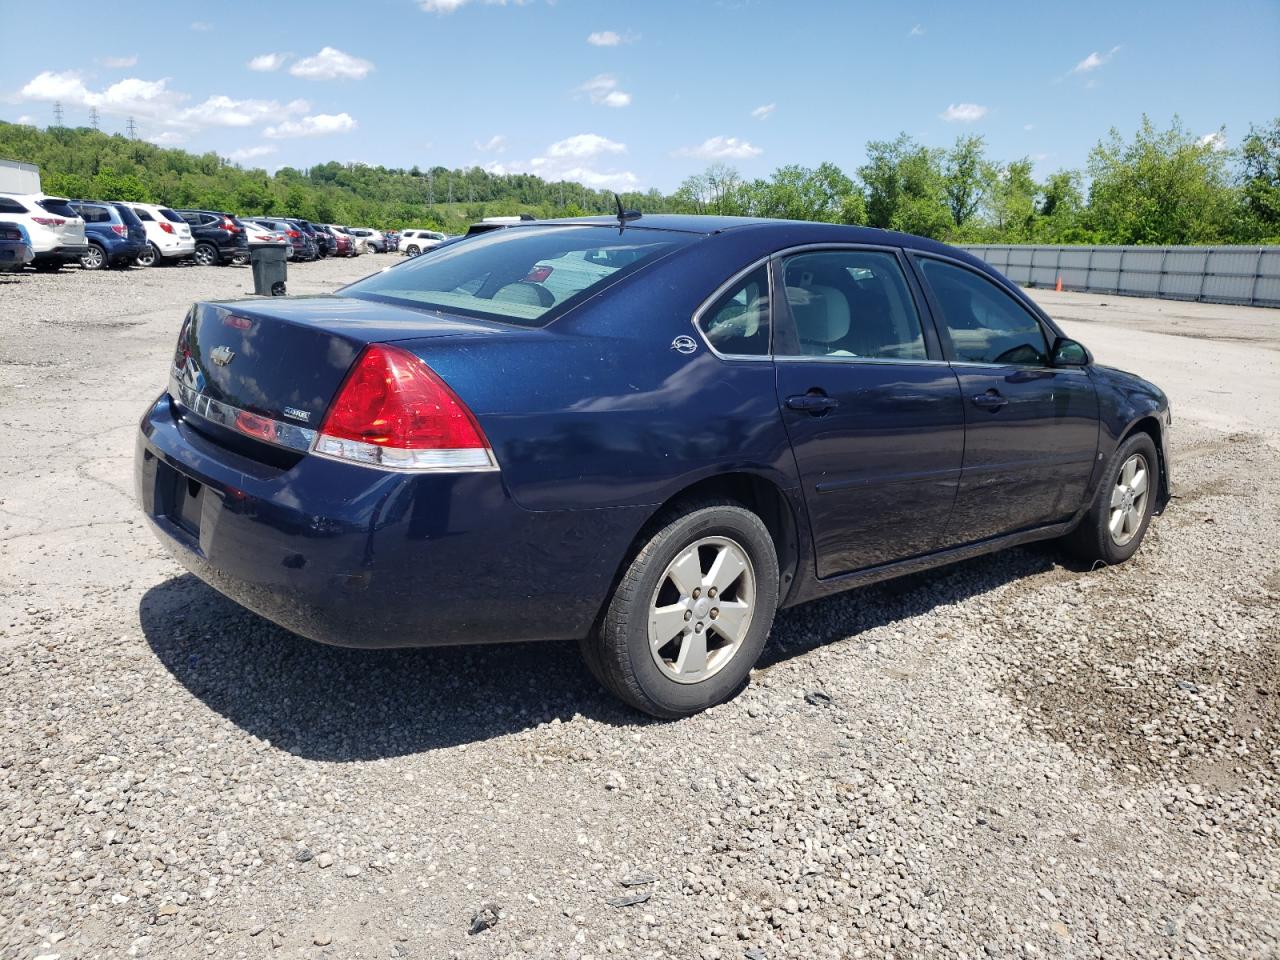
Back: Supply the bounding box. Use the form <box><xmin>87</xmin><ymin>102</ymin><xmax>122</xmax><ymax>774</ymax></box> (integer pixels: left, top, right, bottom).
<box><xmin>907</xmin><ymin>250</ymin><xmax>1073</xmax><ymax>370</ymax></box>
<box><xmin>689</xmin><ymin>255</ymin><xmax>776</xmax><ymax>362</ymax></box>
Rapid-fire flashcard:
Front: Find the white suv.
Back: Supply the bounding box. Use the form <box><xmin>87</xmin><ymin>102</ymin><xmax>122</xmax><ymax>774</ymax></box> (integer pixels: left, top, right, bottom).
<box><xmin>400</xmin><ymin>229</ymin><xmax>446</xmax><ymax>256</ymax></box>
<box><xmin>0</xmin><ymin>193</ymin><xmax>87</xmax><ymax>271</ymax></box>
<box><xmin>126</xmin><ymin>202</ymin><xmax>196</xmax><ymax>266</ymax></box>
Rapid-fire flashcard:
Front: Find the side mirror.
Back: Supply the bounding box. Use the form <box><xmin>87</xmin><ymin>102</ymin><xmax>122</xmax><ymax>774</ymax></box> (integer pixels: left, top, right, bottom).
<box><xmin>1052</xmin><ymin>337</ymin><xmax>1090</xmax><ymax>367</ymax></box>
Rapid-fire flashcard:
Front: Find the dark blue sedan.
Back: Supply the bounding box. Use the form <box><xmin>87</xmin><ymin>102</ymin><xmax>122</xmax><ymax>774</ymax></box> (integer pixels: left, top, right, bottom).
<box><xmin>136</xmin><ymin>216</ymin><xmax>1171</xmax><ymax>717</ymax></box>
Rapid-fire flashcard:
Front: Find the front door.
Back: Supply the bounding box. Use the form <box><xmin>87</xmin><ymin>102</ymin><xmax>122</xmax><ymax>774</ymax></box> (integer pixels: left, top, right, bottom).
<box><xmin>773</xmin><ymin>247</ymin><xmax>966</xmax><ymax>578</ymax></box>
<box><xmin>913</xmin><ymin>255</ymin><xmax>1099</xmax><ymax>543</ymax></box>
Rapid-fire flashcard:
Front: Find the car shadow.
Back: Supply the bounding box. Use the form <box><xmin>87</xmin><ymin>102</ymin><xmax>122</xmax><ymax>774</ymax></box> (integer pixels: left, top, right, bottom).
<box><xmin>140</xmin><ymin>545</ymin><xmax>1062</xmax><ymax>762</ymax></box>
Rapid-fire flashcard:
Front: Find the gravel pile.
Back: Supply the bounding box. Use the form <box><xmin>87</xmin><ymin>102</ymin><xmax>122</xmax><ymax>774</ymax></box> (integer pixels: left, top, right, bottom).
<box><xmin>0</xmin><ymin>261</ymin><xmax>1277</xmax><ymax>959</ymax></box>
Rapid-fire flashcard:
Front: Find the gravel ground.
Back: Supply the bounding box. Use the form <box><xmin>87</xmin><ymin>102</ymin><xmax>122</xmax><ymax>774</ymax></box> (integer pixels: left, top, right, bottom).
<box><xmin>0</xmin><ymin>258</ymin><xmax>1277</xmax><ymax>960</ymax></box>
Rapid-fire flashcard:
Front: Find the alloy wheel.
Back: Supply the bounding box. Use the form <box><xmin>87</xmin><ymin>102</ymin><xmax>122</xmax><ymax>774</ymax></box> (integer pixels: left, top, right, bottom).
<box><xmin>136</xmin><ymin>244</ymin><xmax>157</xmax><ymax>268</ymax></box>
<box><xmin>648</xmin><ymin>536</ymin><xmax>755</xmax><ymax>684</ymax></box>
<box><xmin>193</xmin><ymin>245</ymin><xmax>216</xmax><ymax>267</ymax></box>
<box><xmin>81</xmin><ymin>245</ymin><xmax>105</xmax><ymax>270</ymax></box>
<box><xmin>1109</xmin><ymin>453</ymin><xmax>1150</xmax><ymax>546</ymax></box>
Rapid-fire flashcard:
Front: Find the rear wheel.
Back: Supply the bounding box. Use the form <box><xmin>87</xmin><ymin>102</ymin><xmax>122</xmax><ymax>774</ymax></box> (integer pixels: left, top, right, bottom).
<box><xmin>135</xmin><ymin>243</ymin><xmax>159</xmax><ymax>268</ymax></box>
<box><xmin>1064</xmin><ymin>432</ymin><xmax>1159</xmax><ymax>566</ymax></box>
<box><xmin>583</xmin><ymin>502</ymin><xmax>779</xmax><ymax>718</ymax></box>
<box><xmin>80</xmin><ymin>243</ymin><xmax>106</xmax><ymax>270</ymax></box>
<box><xmin>193</xmin><ymin>243</ymin><xmax>218</xmax><ymax>267</ymax></box>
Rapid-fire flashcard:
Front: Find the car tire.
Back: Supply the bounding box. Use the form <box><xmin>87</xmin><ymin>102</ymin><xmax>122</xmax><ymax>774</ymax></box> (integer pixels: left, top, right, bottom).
<box><xmin>80</xmin><ymin>243</ymin><xmax>107</xmax><ymax>271</ymax></box>
<box><xmin>193</xmin><ymin>243</ymin><xmax>218</xmax><ymax>267</ymax></box>
<box><xmin>406</xmin><ymin>245</ymin><xmax>420</xmax><ymax>257</ymax></box>
<box><xmin>136</xmin><ymin>243</ymin><xmax>159</xmax><ymax>268</ymax></box>
<box><xmin>1064</xmin><ymin>431</ymin><xmax>1159</xmax><ymax>566</ymax></box>
<box><xmin>585</xmin><ymin>501</ymin><xmax>780</xmax><ymax>718</ymax></box>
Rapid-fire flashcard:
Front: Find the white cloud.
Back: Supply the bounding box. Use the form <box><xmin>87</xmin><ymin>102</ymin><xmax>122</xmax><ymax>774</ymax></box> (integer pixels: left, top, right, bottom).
<box><xmin>940</xmin><ymin>102</ymin><xmax>988</xmax><ymax>122</ymax></box>
<box><xmin>248</xmin><ymin>53</ymin><xmax>289</xmax><ymax>72</ymax></box>
<box><xmin>263</xmin><ymin>112</ymin><xmax>357</xmax><ymax>138</ymax></box>
<box><xmin>16</xmin><ymin>70</ymin><xmax>309</xmax><ymax>132</ymax></box>
<box><xmin>230</xmin><ymin>145</ymin><xmax>278</xmax><ymax>162</ymax></box>
<box><xmin>182</xmin><ymin>95</ymin><xmax>310</xmax><ymax>128</ymax></box>
<box><xmin>289</xmin><ymin>47</ymin><xmax>374</xmax><ymax>81</ymax></box>
<box><xmin>102</xmin><ymin>55</ymin><xmax>138</xmax><ymax>68</ymax></box>
<box><xmin>531</xmin><ymin>162</ymin><xmax>639</xmax><ymax>192</ymax></box>
<box><xmin>1199</xmin><ymin>131</ymin><xmax>1227</xmax><ymax>151</ymax></box>
<box><xmin>474</xmin><ymin>134</ymin><xmax>507</xmax><ymax>153</ymax></box>
<box><xmin>1070</xmin><ymin>45</ymin><xmax>1121</xmax><ymax>74</ymax></box>
<box><xmin>16</xmin><ymin>116</ymin><xmax>35</xmax><ymax>125</ymax></box>
<box><xmin>577</xmin><ymin>74</ymin><xmax>632</xmax><ymax>108</ymax></box>
<box><xmin>909</xmin><ymin>24</ymin><xmax>925</xmax><ymax>37</ymax></box>
<box><xmin>751</xmin><ymin>103</ymin><xmax>775</xmax><ymax>120</ymax></box>
<box><xmin>1023</xmin><ymin>123</ymin><xmax>1035</xmax><ymax>131</ymax></box>
<box><xmin>545</xmin><ymin>133</ymin><xmax>626</xmax><ymax>159</ymax></box>
<box><xmin>418</xmin><ymin>0</ymin><xmax>530</xmax><ymax>12</ymax></box>
<box><xmin>190</xmin><ymin>21</ymin><xmax>212</xmax><ymax>31</ymax></box>
<box><xmin>674</xmin><ymin>136</ymin><xmax>763</xmax><ymax>160</ymax></box>
<box><xmin>587</xmin><ymin>31</ymin><xmax>622</xmax><ymax>46</ymax></box>
<box><xmin>148</xmin><ymin>131</ymin><xmax>186</xmax><ymax>145</ymax></box>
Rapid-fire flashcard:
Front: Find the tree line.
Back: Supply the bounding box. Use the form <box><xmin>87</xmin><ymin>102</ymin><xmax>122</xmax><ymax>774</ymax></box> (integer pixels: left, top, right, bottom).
<box><xmin>1</xmin><ymin>115</ymin><xmax>1276</xmax><ymax>243</ymax></box>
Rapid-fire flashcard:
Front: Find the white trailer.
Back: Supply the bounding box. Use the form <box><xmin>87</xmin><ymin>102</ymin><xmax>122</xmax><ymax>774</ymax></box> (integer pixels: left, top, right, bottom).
<box><xmin>0</xmin><ymin>159</ymin><xmax>42</xmax><ymax>195</ymax></box>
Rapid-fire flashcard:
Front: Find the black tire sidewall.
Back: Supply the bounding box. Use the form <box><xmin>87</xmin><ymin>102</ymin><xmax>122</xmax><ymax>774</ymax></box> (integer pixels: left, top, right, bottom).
<box><xmin>605</xmin><ymin>505</ymin><xmax>779</xmax><ymax>717</ymax></box>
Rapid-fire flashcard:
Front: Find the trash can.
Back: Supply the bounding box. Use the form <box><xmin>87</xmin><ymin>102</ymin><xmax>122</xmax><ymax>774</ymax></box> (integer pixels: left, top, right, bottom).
<box><xmin>249</xmin><ymin>244</ymin><xmax>288</xmax><ymax>296</ymax></box>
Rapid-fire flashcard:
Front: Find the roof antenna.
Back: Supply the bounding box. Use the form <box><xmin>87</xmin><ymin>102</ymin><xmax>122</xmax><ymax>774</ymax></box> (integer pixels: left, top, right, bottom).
<box><xmin>613</xmin><ymin>193</ymin><xmax>641</xmax><ymax>232</ymax></box>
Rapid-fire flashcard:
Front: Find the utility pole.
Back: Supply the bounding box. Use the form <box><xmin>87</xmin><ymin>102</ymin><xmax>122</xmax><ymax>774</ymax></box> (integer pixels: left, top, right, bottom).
<box><xmin>126</xmin><ymin>116</ymin><xmax>138</xmax><ymax>139</ymax></box>
<box><xmin>89</xmin><ymin>108</ymin><xmax>100</xmax><ymax>131</ymax></box>
<box><xmin>53</xmin><ymin>101</ymin><xmax>64</xmax><ymax>127</ymax></box>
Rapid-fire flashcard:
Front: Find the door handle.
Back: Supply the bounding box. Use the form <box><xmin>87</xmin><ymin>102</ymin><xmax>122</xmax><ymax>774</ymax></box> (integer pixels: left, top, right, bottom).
<box><xmin>971</xmin><ymin>391</ymin><xmax>1008</xmax><ymax>410</ymax></box>
<box><xmin>786</xmin><ymin>393</ymin><xmax>840</xmax><ymax>414</ymax></box>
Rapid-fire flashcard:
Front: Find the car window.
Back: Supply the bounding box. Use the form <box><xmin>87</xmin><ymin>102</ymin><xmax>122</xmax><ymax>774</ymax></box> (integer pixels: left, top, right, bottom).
<box><xmin>178</xmin><ymin>211</ymin><xmax>199</xmax><ymax>225</ymax></box>
<box><xmin>159</xmin><ymin>208</ymin><xmax>184</xmax><ymax>223</ymax></box>
<box><xmin>133</xmin><ymin>206</ymin><xmax>154</xmax><ymax>221</ymax></box>
<box><xmin>75</xmin><ymin>204</ymin><xmax>112</xmax><ymax>224</ymax></box>
<box><xmin>344</xmin><ymin>225</ymin><xmax>693</xmax><ymax>327</ymax></box>
<box><xmin>777</xmin><ymin>250</ymin><xmax>926</xmax><ymax>360</ymax></box>
<box><xmin>0</xmin><ymin>196</ymin><xmax>28</xmax><ymax>214</ymax></box>
<box><xmin>38</xmin><ymin>198</ymin><xmax>78</xmax><ymax>218</ymax></box>
<box><xmin>697</xmin><ymin>266</ymin><xmax>770</xmax><ymax>357</ymax></box>
<box><xmin>918</xmin><ymin>257</ymin><xmax>1050</xmax><ymax>365</ymax></box>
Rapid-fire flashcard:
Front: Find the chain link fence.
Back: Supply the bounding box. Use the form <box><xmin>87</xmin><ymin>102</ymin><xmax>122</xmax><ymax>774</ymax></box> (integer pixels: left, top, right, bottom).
<box><xmin>959</xmin><ymin>245</ymin><xmax>1280</xmax><ymax>309</ymax></box>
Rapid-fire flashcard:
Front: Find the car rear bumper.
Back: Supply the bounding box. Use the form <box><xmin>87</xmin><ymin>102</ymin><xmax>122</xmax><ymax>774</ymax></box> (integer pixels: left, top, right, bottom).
<box><xmin>159</xmin><ymin>238</ymin><xmax>197</xmax><ymax>258</ymax></box>
<box><xmin>33</xmin><ymin>244</ymin><xmax>88</xmax><ymax>263</ymax></box>
<box><xmin>135</xmin><ymin>394</ymin><xmax>644</xmax><ymax>648</ymax></box>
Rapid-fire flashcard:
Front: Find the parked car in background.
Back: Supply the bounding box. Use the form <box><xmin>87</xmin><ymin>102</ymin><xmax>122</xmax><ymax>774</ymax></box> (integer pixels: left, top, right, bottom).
<box><xmin>329</xmin><ymin>225</ymin><xmax>361</xmax><ymax>256</ymax></box>
<box><xmin>313</xmin><ymin>223</ymin><xmax>342</xmax><ymax>256</ymax></box>
<box><xmin>245</xmin><ymin>218</ymin><xmax>304</xmax><ymax>260</ymax></box>
<box><xmin>241</xmin><ymin>220</ymin><xmax>293</xmax><ymax>254</ymax></box>
<box><xmin>136</xmin><ymin>215</ymin><xmax>1171</xmax><ymax>718</ymax></box>
<box><xmin>285</xmin><ymin>219</ymin><xmax>320</xmax><ymax>261</ymax></box>
<box><xmin>383</xmin><ymin>230</ymin><xmax>400</xmax><ymax>253</ymax></box>
<box><xmin>0</xmin><ymin>220</ymin><xmax>34</xmax><ymax>272</ymax></box>
<box><xmin>174</xmin><ymin>210</ymin><xmax>249</xmax><ymax>266</ymax></box>
<box><xmin>0</xmin><ymin>193</ymin><xmax>86</xmax><ymax>271</ymax></box>
<box><xmin>347</xmin><ymin>227</ymin><xmax>385</xmax><ymax>252</ymax></box>
<box><xmin>400</xmin><ymin>229</ymin><xmax>447</xmax><ymax>256</ymax></box>
<box><xmin>68</xmin><ymin>200</ymin><xmax>147</xmax><ymax>270</ymax></box>
<box><xmin>126</xmin><ymin>202</ymin><xmax>196</xmax><ymax>267</ymax></box>
<box><xmin>301</xmin><ymin>220</ymin><xmax>334</xmax><ymax>257</ymax></box>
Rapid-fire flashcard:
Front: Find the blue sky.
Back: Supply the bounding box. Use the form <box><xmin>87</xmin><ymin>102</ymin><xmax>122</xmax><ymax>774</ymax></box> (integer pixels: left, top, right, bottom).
<box><xmin>4</xmin><ymin>0</ymin><xmax>1278</xmax><ymax>193</ymax></box>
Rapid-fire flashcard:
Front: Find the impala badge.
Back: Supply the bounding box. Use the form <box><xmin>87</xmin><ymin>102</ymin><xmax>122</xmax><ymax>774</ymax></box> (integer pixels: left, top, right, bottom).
<box><xmin>283</xmin><ymin>406</ymin><xmax>311</xmax><ymax>422</ymax></box>
<box><xmin>210</xmin><ymin>346</ymin><xmax>235</xmax><ymax>367</ymax></box>
<box><xmin>671</xmin><ymin>335</ymin><xmax>698</xmax><ymax>355</ymax></box>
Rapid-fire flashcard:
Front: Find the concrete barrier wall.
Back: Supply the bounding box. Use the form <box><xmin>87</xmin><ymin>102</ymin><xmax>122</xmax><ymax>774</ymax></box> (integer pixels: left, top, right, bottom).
<box><xmin>959</xmin><ymin>244</ymin><xmax>1280</xmax><ymax>309</ymax></box>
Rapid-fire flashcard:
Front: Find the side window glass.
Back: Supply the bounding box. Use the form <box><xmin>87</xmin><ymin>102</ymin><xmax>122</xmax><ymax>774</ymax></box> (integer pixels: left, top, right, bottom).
<box><xmin>778</xmin><ymin>250</ymin><xmax>927</xmax><ymax>360</ymax></box>
<box><xmin>697</xmin><ymin>265</ymin><xmax>770</xmax><ymax>356</ymax></box>
<box><xmin>919</xmin><ymin>258</ymin><xmax>1050</xmax><ymax>365</ymax></box>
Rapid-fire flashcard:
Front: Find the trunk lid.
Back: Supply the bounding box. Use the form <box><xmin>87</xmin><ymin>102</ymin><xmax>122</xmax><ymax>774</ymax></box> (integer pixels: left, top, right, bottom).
<box><xmin>170</xmin><ymin>295</ymin><xmax>518</xmax><ymax>433</ymax></box>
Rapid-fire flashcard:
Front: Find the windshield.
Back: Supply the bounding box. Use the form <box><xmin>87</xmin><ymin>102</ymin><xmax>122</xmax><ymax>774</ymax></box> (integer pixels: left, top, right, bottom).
<box><xmin>343</xmin><ymin>225</ymin><xmax>694</xmax><ymax>327</ymax></box>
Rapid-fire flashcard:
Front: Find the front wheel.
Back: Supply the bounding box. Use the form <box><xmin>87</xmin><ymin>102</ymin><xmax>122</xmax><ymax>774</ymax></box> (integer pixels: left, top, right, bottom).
<box><xmin>583</xmin><ymin>502</ymin><xmax>779</xmax><ymax>718</ymax></box>
<box><xmin>405</xmin><ymin>245</ymin><xmax>420</xmax><ymax>257</ymax></box>
<box><xmin>135</xmin><ymin>243</ymin><xmax>159</xmax><ymax>268</ymax></box>
<box><xmin>1064</xmin><ymin>432</ymin><xmax>1159</xmax><ymax>566</ymax></box>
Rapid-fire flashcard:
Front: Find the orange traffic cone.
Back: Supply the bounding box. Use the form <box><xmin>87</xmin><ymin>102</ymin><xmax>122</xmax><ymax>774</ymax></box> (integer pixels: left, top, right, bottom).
<box><xmin>1055</xmin><ymin>274</ymin><xmax>1063</xmax><ymax>292</ymax></box>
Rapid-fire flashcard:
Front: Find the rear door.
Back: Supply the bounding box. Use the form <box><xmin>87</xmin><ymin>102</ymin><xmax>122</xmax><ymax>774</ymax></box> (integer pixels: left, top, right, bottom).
<box><xmin>911</xmin><ymin>254</ymin><xmax>1099</xmax><ymax>542</ymax></box>
<box><xmin>769</xmin><ymin>246</ymin><xmax>965</xmax><ymax>577</ymax></box>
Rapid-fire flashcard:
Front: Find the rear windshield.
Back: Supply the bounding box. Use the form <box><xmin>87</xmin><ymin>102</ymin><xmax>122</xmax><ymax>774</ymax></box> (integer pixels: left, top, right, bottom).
<box><xmin>160</xmin><ymin>208</ymin><xmax>184</xmax><ymax>223</ymax></box>
<box><xmin>0</xmin><ymin>195</ymin><xmax>28</xmax><ymax>214</ymax></box>
<box><xmin>38</xmin><ymin>198</ymin><xmax>78</xmax><ymax>218</ymax></box>
<box><xmin>343</xmin><ymin>225</ymin><xmax>693</xmax><ymax>327</ymax></box>
<box><xmin>114</xmin><ymin>204</ymin><xmax>143</xmax><ymax>227</ymax></box>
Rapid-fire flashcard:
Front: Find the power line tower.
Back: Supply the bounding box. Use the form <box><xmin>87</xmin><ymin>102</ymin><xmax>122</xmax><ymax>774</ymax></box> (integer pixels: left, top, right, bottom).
<box><xmin>89</xmin><ymin>108</ymin><xmax>100</xmax><ymax>131</ymax></box>
<box><xmin>53</xmin><ymin>101</ymin><xmax>64</xmax><ymax>127</ymax></box>
<box><xmin>126</xmin><ymin>116</ymin><xmax>138</xmax><ymax>139</ymax></box>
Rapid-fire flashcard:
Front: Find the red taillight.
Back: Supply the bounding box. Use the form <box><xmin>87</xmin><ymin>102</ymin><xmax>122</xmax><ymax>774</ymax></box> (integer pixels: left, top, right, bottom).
<box><xmin>159</xmin><ymin>221</ymin><xmax>175</xmax><ymax>234</ymax></box>
<box><xmin>111</xmin><ymin>224</ymin><xmax>127</xmax><ymax>237</ymax></box>
<box><xmin>0</xmin><ymin>227</ymin><xmax>20</xmax><ymax>241</ymax></box>
<box><xmin>30</xmin><ymin>217</ymin><xmax>64</xmax><ymax>226</ymax></box>
<box><xmin>316</xmin><ymin>345</ymin><xmax>493</xmax><ymax>471</ymax></box>
<box><xmin>524</xmin><ymin>265</ymin><xmax>554</xmax><ymax>283</ymax></box>
<box><xmin>287</xmin><ymin>230</ymin><xmax>299</xmax><ymax>238</ymax></box>
<box><xmin>220</xmin><ymin>218</ymin><xmax>240</xmax><ymax>233</ymax></box>
<box><xmin>223</xmin><ymin>315</ymin><xmax>253</xmax><ymax>330</ymax></box>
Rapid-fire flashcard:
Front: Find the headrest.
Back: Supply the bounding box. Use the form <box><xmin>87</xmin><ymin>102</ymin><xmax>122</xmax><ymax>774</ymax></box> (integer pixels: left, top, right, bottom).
<box><xmin>787</xmin><ymin>284</ymin><xmax>850</xmax><ymax>345</ymax></box>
